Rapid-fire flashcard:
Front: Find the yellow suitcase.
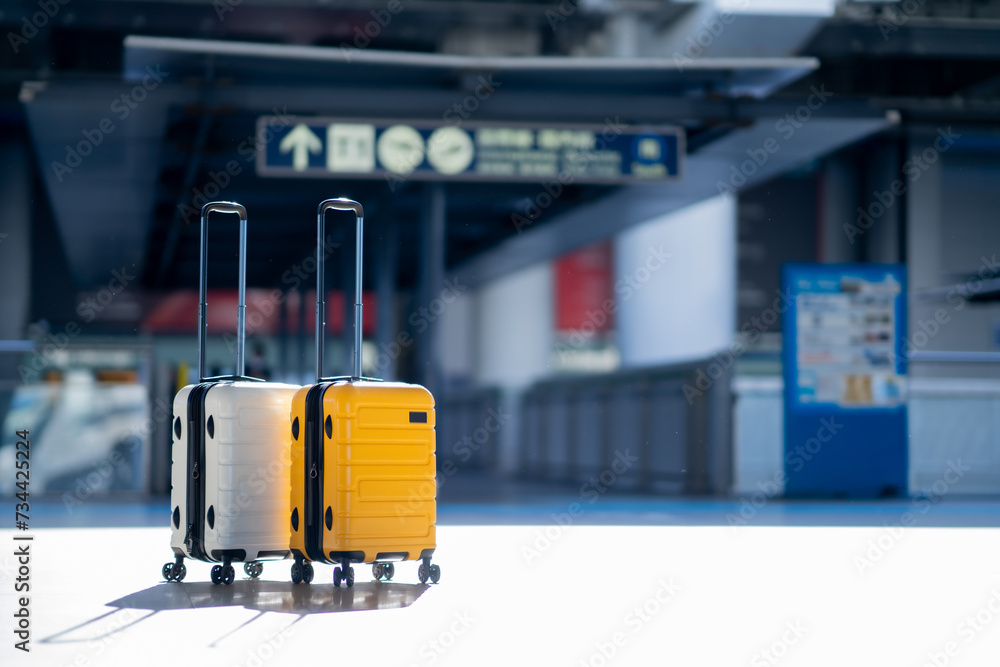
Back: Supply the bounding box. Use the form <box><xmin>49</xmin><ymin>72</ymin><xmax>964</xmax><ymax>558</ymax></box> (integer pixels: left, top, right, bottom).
<box><xmin>289</xmin><ymin>198</ymin><xmax>439</xmax><ymax>587</ymax></box>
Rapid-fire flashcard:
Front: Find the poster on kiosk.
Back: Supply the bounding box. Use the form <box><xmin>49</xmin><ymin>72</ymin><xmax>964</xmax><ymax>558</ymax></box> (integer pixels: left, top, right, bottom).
<box><xmin>781</xmin><ymin>263</ymin><xmax>908</xmax><ymax>498</ymax></box>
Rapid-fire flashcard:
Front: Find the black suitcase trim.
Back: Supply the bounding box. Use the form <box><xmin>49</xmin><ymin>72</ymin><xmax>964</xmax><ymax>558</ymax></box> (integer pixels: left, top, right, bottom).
<box><xmin>328</xmin><ymin>550</ymin><xmax>366</xmax><ymax>563</ymax></box>
<box><xmin>303</xmin><ymin>383</ymin><xmax>330</xmax><ymax>563</ymax></box>
<box><xmin>184</xmin><ymin>382</ymin><xmax>214</xmax><ymax>562</ymax></box>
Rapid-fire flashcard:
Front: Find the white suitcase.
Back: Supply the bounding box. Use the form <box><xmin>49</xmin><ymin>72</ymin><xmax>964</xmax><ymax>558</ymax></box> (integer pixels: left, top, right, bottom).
<box><xmin>162</xmin><ymin>202</ymin><xmax>298</xmax><ymax>586</ymax></box>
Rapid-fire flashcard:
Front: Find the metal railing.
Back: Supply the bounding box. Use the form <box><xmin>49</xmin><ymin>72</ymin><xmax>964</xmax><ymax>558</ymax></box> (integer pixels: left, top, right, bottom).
<box><xmin>518</xmin><ymin>358</ymin><xmax>733</xmax><ymax>495</ymax></box>
<box><xmin>436</xmin><ymin>387</ymin><xmax>504</xmax><ymax>470</ymax></box>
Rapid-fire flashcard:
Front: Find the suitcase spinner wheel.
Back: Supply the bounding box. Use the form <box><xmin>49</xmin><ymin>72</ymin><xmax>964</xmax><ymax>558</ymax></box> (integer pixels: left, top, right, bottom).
<box><xmin>210</xmin><ymin>563</ymin><xmax>235</xmax><ymax>586</ymax></box>
<box><xmin>290</xmin><ymin>558</ymin><xmax>314</xmax><ymax>584</ymax></box>
<box><xmin>333</xmin><ymin>563</ymin><xmax>355</xmax><ymax>587</ymax></box>
<box><xmin>162</xmin><ymin>558</ymin><xmax>186</xmax><ymax>582</ymax></box>
<box><xmin>417</xmin><ymin>561</ymin><xmax>441</xmax><ymax>585</ymax></box>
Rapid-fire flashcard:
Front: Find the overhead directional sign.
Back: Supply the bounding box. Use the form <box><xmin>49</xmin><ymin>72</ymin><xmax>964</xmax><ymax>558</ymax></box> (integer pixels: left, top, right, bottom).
<box><xmin>256</xmin><ymin>117</ymin><xmax>684</xmax><ymax>184</ymax></box>
<box><xmin>279</xmin><ymin>123</ymin><xmax>323</xmax><ymax>171</ymax></box>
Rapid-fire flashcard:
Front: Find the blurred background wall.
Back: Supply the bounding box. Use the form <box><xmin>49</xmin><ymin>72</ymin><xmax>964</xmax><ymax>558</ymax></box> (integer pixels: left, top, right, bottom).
<box><xmin>1</xmin><ymin>0</ymin><xmax>999</xmax><ymax>501</ymax></box>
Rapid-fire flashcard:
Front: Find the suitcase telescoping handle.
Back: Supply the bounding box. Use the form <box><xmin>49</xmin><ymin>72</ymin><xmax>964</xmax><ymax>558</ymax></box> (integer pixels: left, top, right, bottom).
<box><xmin>198</xmin><ymin>201</ymin><xmax>248</xmax><ymax>381</ymax></box>
<box><xmin>316</xmin><ymin>198</ymin><xmax>364</xmax><ymax>381</ymax></box>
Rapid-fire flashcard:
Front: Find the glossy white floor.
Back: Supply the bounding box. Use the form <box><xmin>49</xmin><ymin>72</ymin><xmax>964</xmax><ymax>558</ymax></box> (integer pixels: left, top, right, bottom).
<box><xmin>2</xmin><ymin>524</ymin><xmax>1000</xmax><ymax>666</ymax></box>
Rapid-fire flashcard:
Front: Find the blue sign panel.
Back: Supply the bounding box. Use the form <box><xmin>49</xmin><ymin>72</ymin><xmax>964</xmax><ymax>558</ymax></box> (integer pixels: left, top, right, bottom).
<box><xmin>782</xmin><ymin>263</ymin><xmax>908</xmax><ymax>498</ymax></box>
<box><xmin>256</xmin><ymin>117</ymin><xmax>683</xmax><ymax>184</ymax></box>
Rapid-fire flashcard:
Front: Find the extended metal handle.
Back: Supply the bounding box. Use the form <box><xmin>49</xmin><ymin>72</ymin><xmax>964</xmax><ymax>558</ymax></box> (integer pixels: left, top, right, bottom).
<box><xmin>199</xmin><ymin>201</ymin><xmax>248</xmax><ymax>381</ymax></box>
<box><xmin>316</xmin><ymin>198</ymin><xmax>364</xmax><ymax>381</ymax></box>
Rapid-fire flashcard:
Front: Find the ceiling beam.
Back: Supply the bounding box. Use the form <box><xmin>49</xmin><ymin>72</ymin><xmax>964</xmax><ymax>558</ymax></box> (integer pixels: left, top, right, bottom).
<box><xmin>449</xmin><ymin>114</ymin><xmax>894</xmax><ymax>287</ymax></box>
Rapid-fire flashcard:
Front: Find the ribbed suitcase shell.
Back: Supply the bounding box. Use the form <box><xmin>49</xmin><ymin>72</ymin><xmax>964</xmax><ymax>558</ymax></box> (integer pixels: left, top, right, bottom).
<box><xmin>285</xmin><ymin>198</ymin><xmax>439</xmax><ymax>585</ymax></box>
<box><xmin>170</xmin><ymin>381</ymin><xmax>299</xmax><ymax>563</ymax></box>
<box><xmin>289</xmin><ymin>380</ymin><xmax>436</xmax><ymax>565</ymax></box>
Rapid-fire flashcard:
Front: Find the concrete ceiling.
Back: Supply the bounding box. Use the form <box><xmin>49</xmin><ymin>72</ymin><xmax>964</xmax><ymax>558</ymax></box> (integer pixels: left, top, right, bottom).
<box><xmin>10</xmin><ymin>0</ymin><xmax>1000</xmax><ymax>305</ymax></box>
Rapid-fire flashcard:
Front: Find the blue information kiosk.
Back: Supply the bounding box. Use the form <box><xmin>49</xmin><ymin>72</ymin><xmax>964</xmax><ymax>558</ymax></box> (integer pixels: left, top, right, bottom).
<box><xmin>781</xmin><ymin>263</ymin><xmax>908</xmax><ymax>498</ymax></box>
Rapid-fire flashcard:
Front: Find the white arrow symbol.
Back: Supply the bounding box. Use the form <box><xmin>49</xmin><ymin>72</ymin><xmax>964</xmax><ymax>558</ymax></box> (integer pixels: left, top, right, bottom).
<box><xmin>279</xmin><ymin>123</ymin><xmax>322</xmax><ymax>171</ymax></box>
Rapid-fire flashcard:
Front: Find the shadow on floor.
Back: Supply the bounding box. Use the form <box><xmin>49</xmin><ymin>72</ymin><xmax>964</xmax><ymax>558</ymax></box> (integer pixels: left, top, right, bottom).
<box><xmin>112</xmin><ymin>579</ymin><xmax>429</xmax><ymax>614</ymax></box>
<box><xmin>41</xmin><ymin>580</ymin><xmax>429</xmax><ymax>645</ymax></box>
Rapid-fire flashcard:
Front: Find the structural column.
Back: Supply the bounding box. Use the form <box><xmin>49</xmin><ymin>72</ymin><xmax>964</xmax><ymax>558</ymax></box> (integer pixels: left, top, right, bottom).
<box><xmin>0</xmin><ymin>139</ymin><xmax>31</xmax><ymax>343</ymax></box>
<box><xmin>0</xmin><ymin>138</ymin><xmax>34</xmax><ymax>473</ymax></box>
<box><xmin>906</xmin><ymin>126</ymin><xmax>944</xmax><ymax>379</ymax></box>
<box><xmin>474</xmin><ymin>261</ymin><xmax>554</xmax><ymax>474</ymax></box>
<box><xmin>376</xmin><ymin>216</ymin><xmax>399</xmax><ymax>381</ymax></box>
<box><xmin>863</xmin><ymin>138</ymin><xmax>904</xmax><ymax>264</ymax></box>
<box><xmin>614</xmin><ymin>193</ymin><xmax>736</xmax><ymax>367</ymax></box>
<box><xmin>818</xmin><ymin>153</ymin><xmax>861</xmax><ymax>263</ymax></box>
<box><xmin>419</xmin><ymin>183</ymin><xmax>446</xmax><ymax>397</ymax></box>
